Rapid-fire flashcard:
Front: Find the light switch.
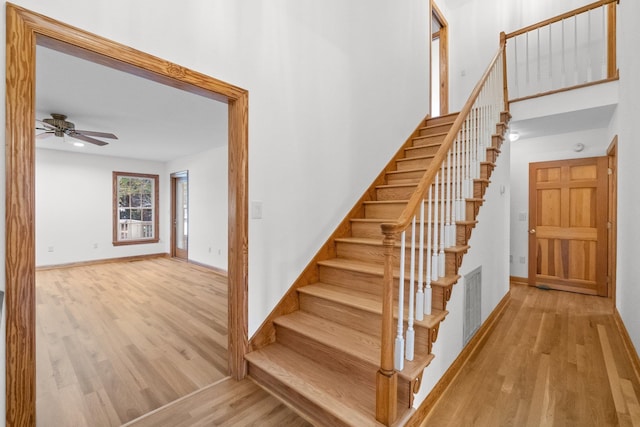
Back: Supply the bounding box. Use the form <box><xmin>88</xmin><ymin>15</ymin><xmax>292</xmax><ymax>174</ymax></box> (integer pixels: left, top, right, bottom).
<box><xmin>251</xmin><ymin>201</ymin><xmax>263</xmax><ymax>219</ymax></box>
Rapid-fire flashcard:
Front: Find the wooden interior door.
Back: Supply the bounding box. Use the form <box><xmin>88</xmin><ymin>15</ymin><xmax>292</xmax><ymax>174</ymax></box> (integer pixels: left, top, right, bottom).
<box><xmin>528</xmin><ymin>157</ymin><xmax>608</xmax><ymax>296</ymax></box>
<box><xmin>171</xmin><ymin>172</ymin><xmax>189</xmax><ymax>260</ymax></box>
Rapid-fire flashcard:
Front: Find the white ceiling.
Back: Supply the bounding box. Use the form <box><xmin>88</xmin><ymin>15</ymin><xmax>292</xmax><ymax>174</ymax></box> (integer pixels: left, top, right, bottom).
<box><xmin>509</xmin><ymin>104</ymin><xmax>617</xmax><ymax>141</ymax></box>
<box><xmin>35</xmin><ymin>45</ymin><xmax>228</xmax><ymax>162</ymax></box>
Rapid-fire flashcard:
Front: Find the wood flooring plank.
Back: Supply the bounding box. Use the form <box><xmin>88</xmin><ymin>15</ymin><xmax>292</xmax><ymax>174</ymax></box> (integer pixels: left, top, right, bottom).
<box><xmin>421</xmin><ymin>285</ymin><xmax>640</xmax><ymax>427</ymax></box>
<box><xmin>36</xmin><ymin>258</ymin><xmax>230</xmax><ymax>426</ymax></box>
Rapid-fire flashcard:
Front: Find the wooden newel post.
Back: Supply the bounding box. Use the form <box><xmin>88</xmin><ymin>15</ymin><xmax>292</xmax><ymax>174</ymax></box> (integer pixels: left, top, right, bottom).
<box><xmin>376</xmin><ymin>230</ymin><xmax>398</xmax><ymax>425</ymax></box>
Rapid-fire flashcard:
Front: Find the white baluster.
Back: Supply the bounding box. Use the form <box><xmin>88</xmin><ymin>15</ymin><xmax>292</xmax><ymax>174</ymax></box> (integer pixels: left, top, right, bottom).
<box><xmin>601</xmin><ymin>6</ymin><xmax>607</xmax><ymax>79</ymax></box>
<box><xmin>445</xmin><ymin>147</ymin><xmax>453</xmax><ymax>248</ymax></box>
<box><xmin>416</xmin><ymin>200</ymin><xmax>425</xmax><ymax>321</ymax></box>
<box><xmin>562</xmin><ymin>18</ymin><xmax>567</xmax><ymax>87</ymax></box>
<box><xmin>426</xmin><ymin>185</ymin><xmax>433</xmax><ymax>315</ymax></box>
<box><xmin>587</xmin><ymin>9</ymin><xmax>593</xmax><ymax>82</ymax></box>
<box><xmin>406</xmin><ymin>216</ymin><xmax>416</xmax><ymax>361</ymax></box>
<box><xmin>457</xmin><ymin>124</ymin><xmax>464</xmax><ymax>220</ymax></box>
<box><xmin>525</xmin><ymin>32</ymin><xmax>530</xmax><ymax>90</ymax></box>
<box><xmin>537</xmin><ymin>28</ymin><xmax>541</xmax><ymax>93</ymax></box>
<box><xmin>432</xmin><ymin>172</ymin><xmax>439</xmax><ymax>281</ymax></box>
<box><xmin>549</xmin><ymin>24</ymin><xmax>553</xmax><ymax>91</ymax></box>
<box><xmin>574</xmin><ymin>14</ymin><xmax>579</xmax><ymax>84</ymax></box>
<box><xmin>512</xmin><ymin>37</ymin><xmax>520</xmax><ymax>98</ymax></box>
<box><xmin>395</xmin><ymin>230</ymin><xmax>406</xmax><ymax>371</ymax></box>
<box><xmin>439</xmin><ymin>161</ymin><xmax>445</xmax><ymax>277</ymax></box>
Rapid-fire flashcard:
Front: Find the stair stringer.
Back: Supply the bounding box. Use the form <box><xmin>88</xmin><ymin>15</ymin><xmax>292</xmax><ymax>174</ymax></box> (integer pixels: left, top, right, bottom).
<box><xmin>408</xmin><ymin>130</ymin><xmax>512</xmax><ymax>415</ymax></box>
<box><xmin>249</xmin><ymin>114</ymin><xmax>432</xmax><ymax>352</ymax></box>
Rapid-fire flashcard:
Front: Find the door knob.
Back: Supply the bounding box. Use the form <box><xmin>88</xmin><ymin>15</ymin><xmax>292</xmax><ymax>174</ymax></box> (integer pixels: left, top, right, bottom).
<box><xmin>529</xmin><ymin>229</ymin><xmax>536</xmax><ymax>234</ymax></box>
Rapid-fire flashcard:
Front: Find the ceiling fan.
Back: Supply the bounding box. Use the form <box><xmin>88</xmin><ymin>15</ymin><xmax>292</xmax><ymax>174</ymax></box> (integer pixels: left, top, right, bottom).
<box><xmin>36</xmin><ymin>113</ymin><xmax>118</xmax><ymax>146</ymax></box>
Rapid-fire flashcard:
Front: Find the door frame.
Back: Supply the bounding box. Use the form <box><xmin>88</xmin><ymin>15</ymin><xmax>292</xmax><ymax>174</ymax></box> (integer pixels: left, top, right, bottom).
<box><xmin>527</xmin><ymin>157</ymin><xmax>608</xmax><ymax>296</ymax></box>
<box><xmin>431</xmin><ymin>1</ymin><xmax>449</xmax><ymax>116</ymax></box>
<box><xmin>170</xmin><ymin>171</ymin><xmax>189</xmax><ymax>260</ymax></box>
<box><xmin>5</xmin><ymin>4</ymin><xmax>249</xmax><ymax>425</ymax></box>
<box><xmin>607</xmin><ymin>136</ymin><xmax>618</xmax><ymax>304</ymax></box>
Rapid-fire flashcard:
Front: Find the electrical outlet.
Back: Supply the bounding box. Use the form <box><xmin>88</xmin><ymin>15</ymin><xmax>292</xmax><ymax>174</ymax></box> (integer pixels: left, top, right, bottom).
<box><xmin>93</xmin><ymin>243</ymin><xmax>98</xmax><ymax>249</ymax></box>
<box><xmin>519</xmin><ymin>256</ymin><xmax>526</xmax><ymax>264</ymax></box>
<box><xmin>518</xmin><ymin>212</ymin><xmax>527</xmax><ymax>221</ymax></box>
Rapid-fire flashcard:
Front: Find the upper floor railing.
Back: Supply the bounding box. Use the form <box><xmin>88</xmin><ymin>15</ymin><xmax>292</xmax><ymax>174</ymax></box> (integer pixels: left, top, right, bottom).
<box><xmin>504</xmin><ymin>0</ymin><xmax>618</xmax><ymax>102</ymax></box>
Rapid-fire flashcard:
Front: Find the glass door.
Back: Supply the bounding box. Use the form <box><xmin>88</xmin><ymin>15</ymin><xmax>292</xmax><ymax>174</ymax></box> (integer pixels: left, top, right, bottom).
<box><xmin>171</xmin><ymin>171</ymin><xmax>189</xmax><ymax>260</ymax></box>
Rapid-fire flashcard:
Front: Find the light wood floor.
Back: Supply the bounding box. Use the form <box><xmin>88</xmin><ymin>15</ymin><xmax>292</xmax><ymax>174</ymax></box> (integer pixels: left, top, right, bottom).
<box><xmin>36</xmin><ymin>257</ymin><xmax>231</xmax><ymax>426</ymax></box>
<box><xmin>124</xmin><ymin>377</ymin><xmax>312</xmax><ymax>427</ymax></box>
<box><xmin>422</xmin><ymin>285</ymin><xmax>640</xmax><ymax>427</ymax></box>
<box><xmin>38</xmin><ymin>259</ymin><xmax>640</xmax><ymax>426</ymax></box>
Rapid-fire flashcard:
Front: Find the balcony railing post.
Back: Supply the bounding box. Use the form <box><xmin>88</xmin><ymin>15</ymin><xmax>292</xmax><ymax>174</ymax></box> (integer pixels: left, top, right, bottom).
<box><xmin>377</xmin><ymin>229</ymin><xmax>398</xmax><ymax>425</ymax></box>
<box><xmin>607</xmin><ymin>1</ymin><xmax>617</xmax><ymax>78</ymax></box>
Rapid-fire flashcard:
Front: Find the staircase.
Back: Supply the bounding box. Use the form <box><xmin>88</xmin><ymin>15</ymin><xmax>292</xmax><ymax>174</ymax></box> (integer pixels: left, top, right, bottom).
<box><xmin>246</xmin><ymin>45</ymin><xmax>509</xmax><ymax>426</ymax></box>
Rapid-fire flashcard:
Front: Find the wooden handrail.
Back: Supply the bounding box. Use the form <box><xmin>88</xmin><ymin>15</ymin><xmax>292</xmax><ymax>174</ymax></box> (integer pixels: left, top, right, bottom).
<box><xmin>380</xmin><ymin>41</ymin><xmax>505</xmax><ymax>237</ymax></box>
<box><xmin>376</xmin><ymin>41</ymin><xmax>506</xmax><ymax>425</ymax></box>
<box><xmin>504</xmin><ymin>0</ymin><xmax>618</xmax><ymax>40</ymax></box>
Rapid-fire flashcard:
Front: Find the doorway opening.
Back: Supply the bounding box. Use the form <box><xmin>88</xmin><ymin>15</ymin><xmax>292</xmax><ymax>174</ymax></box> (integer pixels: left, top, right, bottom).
<box><xmin>6</xmin><ymin>5</ymin><xmax>248</xmax><ymax>425</ymax></box>
<box><xmin>431</xmin><ymin>1</ymin><xmax>449</xmax><ymax>117</ymax></box>
<box><xmin>171</xmin><ymin>171</ymin><xmax>190</xmax><ymax>261</ymax></box>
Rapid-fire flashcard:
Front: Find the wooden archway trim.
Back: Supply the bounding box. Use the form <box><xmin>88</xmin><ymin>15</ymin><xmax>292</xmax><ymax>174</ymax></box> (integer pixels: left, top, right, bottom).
<box><xmin>5</xmin><ymin>4</ymin><xmax>249</xmax><ymax>425</ymax></box>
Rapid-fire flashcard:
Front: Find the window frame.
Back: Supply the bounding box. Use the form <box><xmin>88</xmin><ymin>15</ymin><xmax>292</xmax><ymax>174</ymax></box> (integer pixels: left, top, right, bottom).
<box><xmin>112</xmin><ymin>171</ymin><xmax>160</xmax><ymax>246</ymax></box>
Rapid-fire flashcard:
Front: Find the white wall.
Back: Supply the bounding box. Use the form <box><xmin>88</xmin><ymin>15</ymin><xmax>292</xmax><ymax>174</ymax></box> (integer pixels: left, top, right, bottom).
<box><xmin>509</xmin><ymin>128</ymin><xmax>611</xmax><ymax>278</ymax></box>
<box><xmin>35</xmin><ymin>149</ymin><xmax>169</xmax><ymax>266</ymax></box>
<box><xmin>166</xmin><ymin>145</ymin><xmax>228</xmax><ymax>271</ymax></box>
<box><xmin>416</xmin><ymin>138</ymin><xmax>511</xmax><ymax>405</ymax></box>
<box><xmin>0</xmin><ymin>2</ymin><xmax>431</xmax><ymax>421</ymax></box>
<box><xmin>615</xmin><ymin>0</ymin><xmax>640</xmax><ymax>351</ymax></box>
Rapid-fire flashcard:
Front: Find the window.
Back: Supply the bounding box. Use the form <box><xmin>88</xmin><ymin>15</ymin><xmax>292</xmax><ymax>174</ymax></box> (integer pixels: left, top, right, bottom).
<box><xmin>113</xmin><ymin>172</ymin><xmax>159</xmax><ymax>245</ymax></box>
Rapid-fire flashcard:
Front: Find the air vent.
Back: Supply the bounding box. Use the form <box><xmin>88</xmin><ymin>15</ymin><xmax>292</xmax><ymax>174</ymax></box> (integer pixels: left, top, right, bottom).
<box><xmin>463</xmin><ymin>266</ymin><xmax>482</xmax><ymax>346</ymax></box>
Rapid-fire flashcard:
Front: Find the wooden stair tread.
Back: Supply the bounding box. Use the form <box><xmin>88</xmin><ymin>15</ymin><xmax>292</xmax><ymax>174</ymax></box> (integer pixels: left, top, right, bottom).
<box><xmin>396</xmin><ymin>154</ymin><xmax>435</xmax><ymax>162</ymax></box>
<box><xmin>444</xmin><ymin>244</ymin><xmax>470</xmax><ymax>254</ymax></box>
<box><xmin>363</xmin><ymin>199</ymin><xmax>408</xmax><ymax>205</ymax></box>
<box><xmin>350</xmin><ymin>218</ymin><xmax>476</xmax><ymax>226</ymax></box>
<box><xmin>274</xmin><ymin>311</ymin><xmax>434</xmax><ymax>381</ymax></box>
<box><xmin>413</xmin><ymin>132</ymin><xmax>448</xmax><ymax>139</ymax></box>
<box><xmin>351</xmin><ymin>218</ymin><xmax>395</xmax><ymax>223</ymax></box>
<box><xmin>299</xmin><ymin>282</ymin><xmax>448</xmax><ymax>329</ymax></box>
<box><xmin>376</xmin><ymin>183</ymin><xmax>418</xmax><ymax>190</ymax></box>
<box><xmin>386</xmin><ymin>167</ymin><xmax>426</xmax><ymax>176</ymax></box>
<box><xmin>337</xmin><ymin>235</ymin><xmax>471</xmax><ymax>248</ymax></box>
<box><xmin>246</xmin><ymin>343</ymin><xmax>382</xmax><ymax>426</ymax></box>
<box><xmin>275</xmin><ymin>311</ymin><xmax>381</xmax><ymax>367</ymax></box>
<box><xmin>431</xmin><ymin>275</ymin><xmax>461</xmax><ymax>288</ymax></box>
<box><xmin>319</xmin><ymin>257</ymin><xmax>460</xmax><ymax>287</ymax></box>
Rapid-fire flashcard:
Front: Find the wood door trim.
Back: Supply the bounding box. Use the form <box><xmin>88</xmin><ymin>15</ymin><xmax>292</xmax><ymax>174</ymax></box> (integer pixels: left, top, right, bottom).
<box><xmin>607</xmin><ymin>136</ymin><xmax>618</xmax><ymax>304</ymax></box>
<box><xmin>5</xmin><ymin>4</ymin><xmax>249</xmax><ymax>425</ymax></box>
<box><xmin>431</xmin><ymin>1</ymin><xmax>449</xmax><ymax>116</ymax></box>
<box><xmin>170</xmin><ymin>172</ymin><xmax>189</xmax><ymax>260</ymax></box>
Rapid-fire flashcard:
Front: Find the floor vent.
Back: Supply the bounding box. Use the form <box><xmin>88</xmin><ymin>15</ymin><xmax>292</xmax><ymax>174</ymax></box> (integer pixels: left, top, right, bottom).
<box><xmin>463</xmin><ymin>266</ymin><xmax>482</xmax><ymax>346</ymax></box>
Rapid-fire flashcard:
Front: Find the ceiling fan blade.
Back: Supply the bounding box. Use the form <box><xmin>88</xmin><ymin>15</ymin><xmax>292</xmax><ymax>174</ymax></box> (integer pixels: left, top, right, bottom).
<box><xmin>74</xmin><ymin>130</ymin><xmax>118</xmax><ymax>139</ymax></box>
<box><xmin>67</xmin><ymin>131</ymin><xmax>109</xmax><ymax>146</ymax></box>
<box><xmin>36</xmin><ymin>120</ymin><xmax>59</xmax><ymax>131</ymax></box>
<box><xmin>36</xmin><ymin>131</ymin><xmax>54</xmax><ymax>140</ymax></box>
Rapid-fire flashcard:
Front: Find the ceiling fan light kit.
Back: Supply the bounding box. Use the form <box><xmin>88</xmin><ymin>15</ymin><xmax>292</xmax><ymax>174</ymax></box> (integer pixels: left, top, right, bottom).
<box><xmin>36</xmin><ymin>113</ymin><xmax>118</xmax><ymax>146</ymax></box>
